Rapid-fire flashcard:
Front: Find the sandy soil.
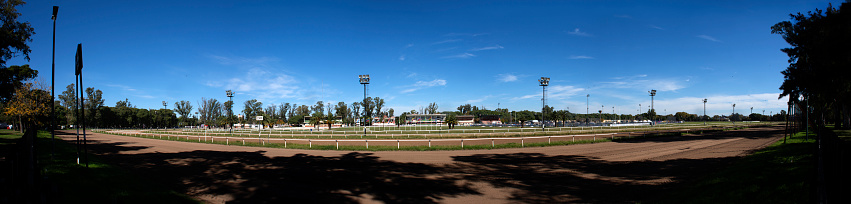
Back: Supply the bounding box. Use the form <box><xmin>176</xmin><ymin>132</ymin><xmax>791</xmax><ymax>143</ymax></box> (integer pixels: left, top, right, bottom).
<box><xmin>56</xmin><ymin>126</ymin><xmax>783</xmax><ymax>203</ymax></box>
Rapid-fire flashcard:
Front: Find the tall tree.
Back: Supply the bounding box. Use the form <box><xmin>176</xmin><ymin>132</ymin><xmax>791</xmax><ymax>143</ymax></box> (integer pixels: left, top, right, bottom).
<box><xmin>2</xmin><ymin>81</ymin><xmax>49</xmax><ymax>130</ymax></box>
<box><xmin>361</xmin><ymin>97</ymin><xmax>374</xmax><ymax>125</ymax></box>
<box><xmin>0</xmin><ymin>64</ymin><xmax>37</xmax><ymax>102</ymax></box>
<box><xmin>279</xmin><ymin>102</ymin><xmax>289</xmax><ymax>122</ymax></box>
<box><xmin>426</xmin><ymin>102</ymin><xmax>438</xmax><ymax>114</ymax></box>
<box><xmin>58</xmin><ymin>83</ymin><xmax>76</xmax><ymax>125</ymax></box>
<box><xmin>85</xmin><ymin>87</ymin><xmax>104</xmax><ymax>127</ymax></box>
<box><xmin>773</xmin><ymin>2</ymin><xmax>851</xmax><ymax>128</ymax></box>
<box><xmin>0</xmin><ymin>0</ymin><xmax>34</xmax><ymax>67</ymax></box>
<box><xmin>241</xmin><ymin>99</ymin><xmax>262</xmax><ymax>124</ymax></box>
<box><xmin>173</xmin><ymin>100</ymin><xmax>193</xmax><ymax>124</ymax></box>
<box><xmin>374</xmin><ymin>97</ymin><xmax>385</xmax><ymax>121</ymax></box>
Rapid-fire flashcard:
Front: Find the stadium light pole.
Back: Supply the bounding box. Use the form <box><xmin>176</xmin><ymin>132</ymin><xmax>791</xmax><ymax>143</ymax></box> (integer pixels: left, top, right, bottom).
<box><xmin>732</xmin><ymin>103</ymin><xmax>736</xmax><ymax>124</ymax></box>
<box><xmin>539</xmin><ymin>77</ymin><xmax>549</xmax><ymax>131</ymax></box>
<box><xmin>50</xmin><ymin>6</ymin><xmax>58</xmax><ymax>159</ymax></box>
<box><xmin>227</xmin><ymin>90</ymin><xmax>234</xmax><ymax>132</ymax></box>
<box><xmin>586</xmin><ymin>94</ymin><xmax>590</xmax><ymax>123</ymax></box>
<box><xmin>359</xmin><ymin>75</ymin><xmax>370</xmax><ymax>134</ymax></box>
<box><xmin>162</xmin><ymin>101</ymin><xmax>167</xmax><ymax>109</ymax></box>
<box><xmin>648</xmin><ymin>90</ymin><xmax>656</xmax><ymax>125</ymax></box>
<box><xmin>703</xmin><ymin>99</ymin><xmax>707</xmax><ymax>125</ymax></box>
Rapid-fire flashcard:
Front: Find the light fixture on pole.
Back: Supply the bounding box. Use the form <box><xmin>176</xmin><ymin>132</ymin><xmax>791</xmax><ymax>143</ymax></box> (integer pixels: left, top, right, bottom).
<box><xmin>50</xmin><ymin>6</ymin><xmax>58</xmax><ymax>159</ymax></box>
<box><xmin>359</xmin><ymin>74</ymin><xmax>370</xmax><ymax>133</ymax></box>
<box><xmin>227</xmin><ymin>90</ymin><xmax>234</xmax><ymax>131</ymax></box>
<box><xmin>162</xmin><ymin>101</ymin><xmax>167</xmax><ymax>109</ymax></box>
<box><xmin>648</xmin><ymin>90</ymin><xmax>656</xmax><ymax>125</ymax></box>
<box><xmin>539</xmin><ymin>77</ymin><xmax>549</xmax><ymax>131</ymax></box>
<box><xmin>703</xmin><ymin>99</ymin><xmax>707</xmax><ymax>125</ymax></box>
<box><xmin>586</xmin><ymin>94</ymin><xmax>590</xmax><ymax>123</ymax></box>
<box><xmin>732</xmin><ymin>103</ymin><xmax>736</xmax><ymax>124</ymax></box>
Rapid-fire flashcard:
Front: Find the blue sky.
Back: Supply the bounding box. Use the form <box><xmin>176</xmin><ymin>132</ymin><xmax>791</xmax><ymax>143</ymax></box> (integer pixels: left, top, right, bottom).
<box><xmin>8</xmin><ymin>0</ymin><xmax>840</xmax><ymax>117</ymax></box>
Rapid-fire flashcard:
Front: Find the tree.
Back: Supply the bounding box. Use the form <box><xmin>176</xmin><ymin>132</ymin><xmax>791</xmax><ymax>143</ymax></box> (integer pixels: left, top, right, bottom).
<box><xmin>174</xmin><ymin>100</ymin><xmax>193</xmax><ymax>126</ymax></box>
<box><xmin>0</xmin><ymin>0</ymin><xmax>34</xmax><ymax>67</ymax></box>
<box><xmin>374</xmin><ymin>97</ymin><xmax>385</xmax><ymax>122</ymax></box>
<box><xmin>361</xmin><ymin>97</ymin><xmax>374</xmax><ymax>125</ymax></box>
<box><xmin>773</xmin><ymin>2</ymin><xmax>851</xmax><ymax>128</ymax></box>
<box><xmin>279</xmin><ymin>102</ymin><xmax>290</xmax><ymax>123</ymax></box>
<box><xmin>426</xmin><ymin>102</ymin><xmax>438</xmax><ymax>114</ymax></box>
<box><xmin>0</xmin><ymin>64</ymin><xmax>37</xmax><ymax>103</ymax></box>
<box><xmin>199</xmin><ymin>98</ymin><xmax>222</xmax><ymax>127</ymax></box>
<box><xmin>3</xmin><ymin>81</ymin><xmax>49</xmax><ymax>130</ymax></box>
<box><xmin>457</xmin><ymin>104</ymin><xmax>472</xmax><ymax>114</ymax></box>
<box><xmin>57</xmin><ymin>83</ymin><xmax>77</xmax><ymax>125</ymax></box>
<box><xmin>85</xmin><ymin>87</ymin><xmax>104</xmax><ymax>127</ymax></box>
<box><xmin>445</xmin><ymin>114</ymin><xmax>458</xmax><ymax>129</ymax></box>
<box><xmin>242</xmin><ymin>99</ymin><xmax>262</xmax><ymax>125</ymax></box>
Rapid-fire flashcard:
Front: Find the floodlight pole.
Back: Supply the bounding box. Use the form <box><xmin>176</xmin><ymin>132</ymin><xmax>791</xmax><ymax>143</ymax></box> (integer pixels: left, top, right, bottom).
<box><xmin>50</xmin><ymin>6</ymin><xmax>58</xmax><ymax>159</ymax></box>
<box><xmin>703</xmin><ymin>99</ymin><xmax>707</xmax><ymax>125</ymax></box>
<box><xmin>539</xmin><ymin>77</ymin><xmax>548</xmax><ymax>131</ymax></box>
<box><xmin>359</xmin><ymin>75</ymin><xmax>370</xmax><ymax>135</ymax></box>
<box><xmin>227</xmin><ymin>90</ymin><xmax>234</xmax><ymax>133</ymax></box>
<box><xmin>648</xmin><ymin>90</ymin><xmax>656</xmax><ymax>125</ymax></box>
<box><xmin>732</xmin><ymin>104</ymin><xmax>736</xmax><ymax>124</ymax></box>
<box><xmin>586</xmin><ymin>94</ymin><xmax>590</xmax><ymax>123</ymax></box>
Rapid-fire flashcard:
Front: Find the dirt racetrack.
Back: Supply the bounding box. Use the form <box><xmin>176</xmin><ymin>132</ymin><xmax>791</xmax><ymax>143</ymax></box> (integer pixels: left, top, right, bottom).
<box><xmin>56</xmin><ymin>126</ymin><xmax>784</xmax><ymax>203</ymax></box>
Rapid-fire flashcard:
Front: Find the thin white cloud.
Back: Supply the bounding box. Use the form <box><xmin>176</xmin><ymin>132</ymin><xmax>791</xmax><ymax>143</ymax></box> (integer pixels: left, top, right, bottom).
<box><xmin>445</xmin><ymin>33</ymin><xmax>489</xmax><ymax>37</ymax></box>
<box><xmin>650</xmin><ymin>25</ymin><xmax>665</xmax><ymax>30</ymax></box>
<box><xmin>697</xmin><ymin>35</ymin><xmax>721</xmax><ymax>42</ymax></box>
<box><xmin>399</xmin><ymin>55</ymin><xmax>406</xmax><ymax>61</ymax></box>
<box><xmin>209</xmin><ymin>55</ymin><xmax>279</xmax><ymax>66</ymax></box>
<box><xmin>206</xmin><ymin>56</ymin><xmax>303</xmax><ymax>101</ymax></box>
<box><xmin>405</xmin><ymin>43</ymin><xmax>414</xmax><ymax>48</ymax></box>
<box><xmin>442</xmin><ymin>53</ymin><xmax>476</xmax><ymax>59</ymax></box>
<box><xmin>603</xmin><ymin>75</ymin><xmax>685</xmax><ymax>92</ymax></box>
<box><xmin>400</xmin><ymin>79</ymin><xmax>447</xmax><ymax>93</ymax></box>
<box><xmin>569</xmin><ymin>55</ymin><xmax>594</xmax><ymax>59</ymax></box>
<box><xmin>432</xmin><ymin>39</ymin><xmax>461</xmax><ymax>45</ymax></box>
<box><xmin>465</xmin><ymin>95</ymin><xmax>492</xmax><ymax>104</ymax></box>
<box><xmin>470</xmin><ymin>45</ymin><xmax>504</xmax><ymax>51</ymax></box>
<box><xmin>497</xmin><ymin>74</ymin><xmax>518</xmax><ymax>82</ymax></box>
<box><xmin>567</xmin><ymin>28</ymin><xmax>592</xmax><ymax>37</ymax></box>
<box><xmin>514</xmin><ymin>85</ymin><xmax>585</xmax><ymax>100</ymax></box>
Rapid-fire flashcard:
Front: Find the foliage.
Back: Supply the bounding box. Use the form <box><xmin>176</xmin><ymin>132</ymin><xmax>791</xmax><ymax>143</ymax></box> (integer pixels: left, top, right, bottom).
<box><xmin>2</xmin><ymin>81</ymin><xmax>49</xmax><ymax>130</ymax></box>
<box><xmin>0</xmin><ymin>64</ymin><xmax>36</xmax><ymax>102</ymax></box>
<box><xmin>773</xmin><ymin>2</ymin><xmax>851</xmax><ymax>128</ymax></box>
<box><xmin>445</xmin><ymin>114</ymin><xmax>458</xmax><ymax>129</ymax></box>
<box><xmin>0</xmin><ymin>0</ymin><xmax>35</xmax><ymax>66</ymax></box>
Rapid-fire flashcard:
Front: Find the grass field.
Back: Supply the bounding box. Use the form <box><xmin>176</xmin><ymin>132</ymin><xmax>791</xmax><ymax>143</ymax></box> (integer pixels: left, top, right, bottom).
<box><xmin>654</xmin><ymin>130</ymin><xmax>814</xmax><ymax>203</ymax></box>
<box><xmin>0</xmin><ymin>129</ymin><xmax>200</xmax><ymax>204</ymax></box>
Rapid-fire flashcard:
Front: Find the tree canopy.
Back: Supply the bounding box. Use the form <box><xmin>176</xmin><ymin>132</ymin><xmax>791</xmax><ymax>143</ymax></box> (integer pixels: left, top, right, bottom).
<box><xmin>772</xmin><ymin>2</ymin><xmax>851</xmax><ymax>128</ymax></box>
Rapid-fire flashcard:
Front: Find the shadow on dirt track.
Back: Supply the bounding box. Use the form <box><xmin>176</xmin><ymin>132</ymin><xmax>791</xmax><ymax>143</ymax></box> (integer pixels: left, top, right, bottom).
<box><xmin>83</xmin><ymin>144</ymin><xmax>742</xmax><ymax>203</ymax></box>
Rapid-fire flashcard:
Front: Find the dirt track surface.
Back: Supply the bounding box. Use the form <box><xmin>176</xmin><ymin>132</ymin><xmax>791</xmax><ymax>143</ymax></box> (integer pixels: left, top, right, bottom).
<box><xmin>56</xmin><ymin>126</ymin><xmax>783</xmax><ymax>203</ymax></box>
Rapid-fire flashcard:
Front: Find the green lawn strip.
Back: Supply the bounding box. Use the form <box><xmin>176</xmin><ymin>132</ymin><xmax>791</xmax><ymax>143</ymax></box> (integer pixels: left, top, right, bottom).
<box><xmin>36</xmin><ymin>130</ymin><xmax>199</xmax><ymax>204</ymax></box>
<box><xmin>832</xmin><ymin>127</ymin><xmax>851</xmax><ymax>142</ymax></box>
<box><xmin>652</xmin><ymin>131</ymin><xmax>814</xmax><ymax>204</ymax></box>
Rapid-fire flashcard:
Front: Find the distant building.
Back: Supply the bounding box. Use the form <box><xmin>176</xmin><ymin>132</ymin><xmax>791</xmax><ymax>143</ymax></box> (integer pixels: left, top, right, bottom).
<box><xmin>406</xmin><ymin>114</ymin><xmax>446</xmax><ymax>124</ymax></box>
<box><xmin>457</xmin><ymin>115</ymin><xmax>474</xmax><ymax>125</ymax></box>
<box><xmin>479</xmin><ymin>114</ymin><xmax>502</xmax><ymax>125</ymax></box>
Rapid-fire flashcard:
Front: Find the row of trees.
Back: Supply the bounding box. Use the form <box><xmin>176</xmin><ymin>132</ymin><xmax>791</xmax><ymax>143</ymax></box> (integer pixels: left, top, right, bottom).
<box><xmin>773</xmin><ymin>2</ymin><xmax>851</xmax><ymax>129</ymax></box>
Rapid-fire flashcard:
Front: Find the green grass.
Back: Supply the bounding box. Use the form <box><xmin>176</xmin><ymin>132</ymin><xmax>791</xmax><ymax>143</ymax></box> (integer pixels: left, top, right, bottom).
<box><xmin>33</xmin><ymin>130</ymin><xmax>200</xmax><ymax>204</ymax></box>
<box><xmin>653</xmin><ymin>131</ymin><xmax>814</xmax><ymax>204</ymax></box>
